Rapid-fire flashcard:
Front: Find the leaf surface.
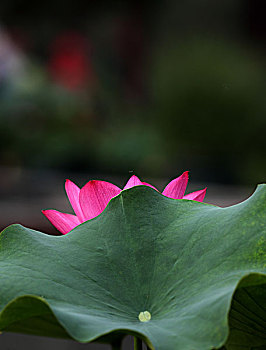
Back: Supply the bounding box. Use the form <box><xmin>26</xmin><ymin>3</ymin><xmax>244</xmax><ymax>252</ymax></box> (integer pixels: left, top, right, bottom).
<box><xmin>0</xmin><ymin>185</ymin><xmax>265</xmax><ymax>349</ymax></box>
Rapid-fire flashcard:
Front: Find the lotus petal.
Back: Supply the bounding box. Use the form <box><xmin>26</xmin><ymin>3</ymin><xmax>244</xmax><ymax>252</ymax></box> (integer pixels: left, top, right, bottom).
<box><xmin>142</xmin><ymin>182</ymin><xmax>158</xmax><ymax>191</ymax></box>
<box><xmin>42</xmin><ymin>210</ymin><xmax>81</xmax><ymax>234</ymax></box>
<box><xmin>162</xmin><ymin>171</ymin><xmax>189</xmax><ymax>199</ymax></box>
<box><xmin>79</xmin><ymin>180</ymin><xmax>121</xmax><ymax>220</ymax></box>
<box><xmin>183</xmin><ymin>188</ymin><xmax>207</xmax><ymax>202</ymax></box>
<box><xmin>123</xmin><ymin>175</ymin><xmax>143</xmax><ymax>190</ymax></box>
<box><xmin>65</xmin><ymin>180</ymin><xmax>85</xmax><ymax>221</ymax></box>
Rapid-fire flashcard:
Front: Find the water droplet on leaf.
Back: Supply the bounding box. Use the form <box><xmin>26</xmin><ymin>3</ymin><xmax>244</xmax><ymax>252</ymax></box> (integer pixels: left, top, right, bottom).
<box><xmin>138</xmin><ymin>311</ymin><xmax>151</xmax><ymax>322</ymax></box>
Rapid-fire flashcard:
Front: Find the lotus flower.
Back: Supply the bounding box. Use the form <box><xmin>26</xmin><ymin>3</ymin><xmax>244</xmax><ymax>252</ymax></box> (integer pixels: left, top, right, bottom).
<box><xmin>42</xmin><ymin>172</ymin><xmax>206</xmax><ymax>234</ymax></box>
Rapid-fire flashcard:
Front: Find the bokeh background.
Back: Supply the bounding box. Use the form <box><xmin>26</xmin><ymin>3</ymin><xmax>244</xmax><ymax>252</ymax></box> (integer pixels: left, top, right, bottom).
<box><xmin>0</xmin><ymin>0</ymin><xmax>265</xmax><ymax>349</ymax></box>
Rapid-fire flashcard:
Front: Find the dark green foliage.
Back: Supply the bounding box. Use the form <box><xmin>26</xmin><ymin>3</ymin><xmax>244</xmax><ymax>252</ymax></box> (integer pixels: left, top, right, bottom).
<box><xmin>0</xmin><ymin>186</ymin><xmax>265</xmax><ymax>349</ymax></box>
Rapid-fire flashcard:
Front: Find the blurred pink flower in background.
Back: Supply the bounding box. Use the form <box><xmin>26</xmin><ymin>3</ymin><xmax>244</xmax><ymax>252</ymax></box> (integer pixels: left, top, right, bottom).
<box><xmin>48</xmin><ymin>31</ymin><xmax>95</xmax><ymax>91</ymax></box>
<box><xmin>43</xmin><ymin>172</ymin><xmax>206</xmax><ymax>234</ymax></box>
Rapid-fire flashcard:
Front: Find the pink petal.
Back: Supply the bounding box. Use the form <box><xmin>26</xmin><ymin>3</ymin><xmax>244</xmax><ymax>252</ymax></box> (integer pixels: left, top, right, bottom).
<box><xmin>123</xmin><ymin>175</ymin><xmax>158</xmax><ymax>192</ymax></box>
<box><xmin>142</xmin><ymin>182</ymin><xmax>158</xmax><ymax>191</ymax></box>
<box><xmin>162</xmin><ymin>171</ymin><xmax>189</xmax><ymax>199</ymax></box>
<box><xmin>123</xmin><ymin>175</ymin><xmax>143</xmax><ymax>190</ymax></box>
<box><xmin>79</xmin><ymin>180</ymin><xmax>121</xmax><ymax>220</ymax></box>
<box><xmin>65</xmin><ymin>179</ymin><xmax>85</xmax><ymax>221</ymax></box>
<box><xmin>42</xmin><ymin>210</ymin><xmax>81</xmax><ymax>234</ymax></box>
<box><xmin>183</xmin><ymin>188</ymin><xmax>207</xmax><ymax>202</ymax></box>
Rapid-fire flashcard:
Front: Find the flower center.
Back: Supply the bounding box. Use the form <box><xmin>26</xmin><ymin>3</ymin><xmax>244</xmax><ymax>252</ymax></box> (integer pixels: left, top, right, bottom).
<box><xmin>138</xmin><ymin>311</ymin><xmax>151</xmax><ymax>322</ymax></box>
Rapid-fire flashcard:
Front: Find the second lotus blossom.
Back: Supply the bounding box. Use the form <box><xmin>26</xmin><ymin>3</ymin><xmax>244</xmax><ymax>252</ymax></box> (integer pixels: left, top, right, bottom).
<box><xmin>43</xmin><ymin>172</ymin><xmax>206</xmax><ymax>234</ymax></box>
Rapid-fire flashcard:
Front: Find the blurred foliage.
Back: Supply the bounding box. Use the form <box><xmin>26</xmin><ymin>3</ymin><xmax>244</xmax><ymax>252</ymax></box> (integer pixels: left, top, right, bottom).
<box><xmin>0</xmin><ymin>63</ymin><xmax>93</xmax><ymax>170</ymax></box>
<box><xmin>148</xmin><ymin>38</ymin><xmax>266</xmax><ymax>183</ymax></box>
<box><xmin>0</xmin><ymin>0</ymin><xmax>266</xmax><ymax>185</ymax></box>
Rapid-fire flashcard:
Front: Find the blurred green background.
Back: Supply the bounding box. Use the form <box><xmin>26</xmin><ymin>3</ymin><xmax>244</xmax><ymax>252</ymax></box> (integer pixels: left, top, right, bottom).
<box><xmin>0</xmin><ymin>0</ymin><xmax>265</xmax><ymax>185</ymax></box>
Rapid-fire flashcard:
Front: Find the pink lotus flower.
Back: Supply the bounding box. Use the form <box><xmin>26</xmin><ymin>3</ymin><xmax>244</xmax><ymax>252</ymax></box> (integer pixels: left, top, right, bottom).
<box><xmin>42</xmin><ymin>172</ymin><xmax>206</xmax><ymax>234</ymax></box>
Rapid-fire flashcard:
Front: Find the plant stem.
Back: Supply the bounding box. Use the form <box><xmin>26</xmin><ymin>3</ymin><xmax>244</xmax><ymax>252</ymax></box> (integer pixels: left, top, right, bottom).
<box><xmin>134</xmin><ymin>336</ymin><xmax>142</xmax><ymax>350</ymax></box>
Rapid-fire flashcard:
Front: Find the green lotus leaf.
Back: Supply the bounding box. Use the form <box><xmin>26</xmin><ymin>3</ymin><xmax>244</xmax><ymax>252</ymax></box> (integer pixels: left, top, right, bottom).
<box><xmin>0</xmin><ymin>185</ymin><xmax>265</xmax><ymax>350</ymax></box>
